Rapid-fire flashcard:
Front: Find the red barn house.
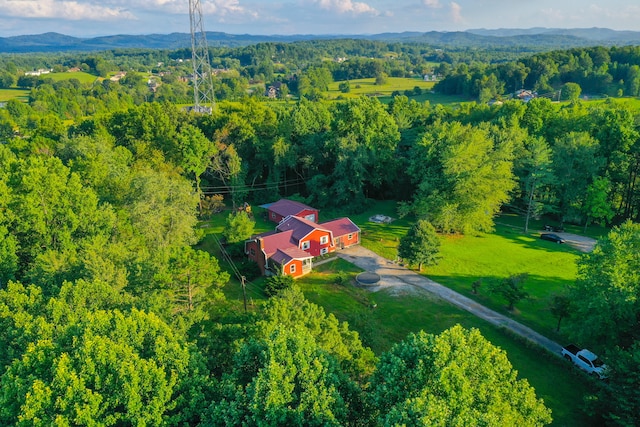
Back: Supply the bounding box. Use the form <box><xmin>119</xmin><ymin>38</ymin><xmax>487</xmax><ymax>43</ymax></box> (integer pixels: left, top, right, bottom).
<box><xmin>262</xmin><ymin>199</ymin><xmax>319</xmax><ymax>224</ymax></box>
<box><xmin>245</xmin><ymin>214</ymin><xmax>360</xmax><ymax>278</ymax></box>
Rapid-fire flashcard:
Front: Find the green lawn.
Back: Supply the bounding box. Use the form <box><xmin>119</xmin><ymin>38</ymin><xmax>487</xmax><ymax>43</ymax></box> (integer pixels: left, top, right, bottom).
<box><xmin>324</xmin><ymin>201</ymin><xmax>594</xmax><ymax>342</ymax></box>
<box><xmin>297</xmin><ymin>260</ymin><xmax>595</xmax><ymax>427</ymax></box>
<box><xmin>0</xmin><ymin>88</ymin><xmax>29</xmax><ymax>102</ymax></box>
<box><xmin>427</xmin><ymin>223</ymin><xmax>579</xmax><ymax>341</ymax></box>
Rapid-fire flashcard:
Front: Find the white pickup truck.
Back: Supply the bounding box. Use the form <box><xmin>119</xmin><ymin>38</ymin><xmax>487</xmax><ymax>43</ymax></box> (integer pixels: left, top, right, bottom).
<box><xmin>562</xmin><ymin>344</ymin><xmax>607</xmax><ymax>379</ymax></box>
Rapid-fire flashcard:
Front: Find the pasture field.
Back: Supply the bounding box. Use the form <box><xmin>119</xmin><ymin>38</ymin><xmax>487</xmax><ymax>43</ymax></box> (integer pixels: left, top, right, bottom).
<box><xmin>44</xmin><ymin>71</ymin><xmax>99</xmax><ymax>84</ymax></box>
<box><xmin>325</xmin><ymin>77</ymin><xmax>435</xmax><ymax>99</ymax></box>
<box><xmin>0</xmin><ymin>88</ymin><xmax>29</xmax><ymax>102</ymax></box>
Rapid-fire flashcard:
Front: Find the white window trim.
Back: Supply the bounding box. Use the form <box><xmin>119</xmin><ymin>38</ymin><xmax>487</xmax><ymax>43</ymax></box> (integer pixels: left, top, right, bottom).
<box><xmin>302</xmin><ymin>241</ymin><xmax>310</xmax><ymax>250</ymax></box>
<box><xmin>320</xmin><ymin>235</ymin><xmax>328</xmax><ymax>245</ymax></box>
<box><xmin>290</xmin><ymin>264</ymin><xmax>296</xmax><ymax>273</ymax></box>
<box><xmin>347</xmin><ymin>233</ymin><xmax>353</xmax><ymax>240</ymax></box>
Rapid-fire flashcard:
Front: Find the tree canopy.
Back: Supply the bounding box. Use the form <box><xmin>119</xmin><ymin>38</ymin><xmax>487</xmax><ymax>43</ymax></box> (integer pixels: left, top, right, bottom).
<box><xmin>368</xmin><ymin>325</ymin><xmax>552</xmax><ymax>426</ymax></box>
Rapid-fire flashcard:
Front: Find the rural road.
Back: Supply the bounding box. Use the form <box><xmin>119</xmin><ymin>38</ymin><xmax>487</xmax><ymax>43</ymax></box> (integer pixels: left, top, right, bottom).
<box><xmin>336</xmin><ymin>245</ymin><xmax>565</xmax><ymax>357</ymax></box>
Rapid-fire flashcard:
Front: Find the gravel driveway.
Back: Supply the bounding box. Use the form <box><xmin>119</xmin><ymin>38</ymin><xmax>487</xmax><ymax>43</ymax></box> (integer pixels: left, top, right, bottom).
<box><xmin>551</xmin><ymin>232</ymin><xmax>597</xmax><ymax>252</ymax></box>
<box><xmin>336</xmin><ymin>245</ymin><xmax>564</xmax><ymax>357</ymax></box>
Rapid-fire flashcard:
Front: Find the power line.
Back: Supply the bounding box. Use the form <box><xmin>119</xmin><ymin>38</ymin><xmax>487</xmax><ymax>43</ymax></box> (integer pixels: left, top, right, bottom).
<box><xmin>200</xmin><ymin>176</ymin><xmax>308</xmax><ymax>191</ymax></box>
<box><xmin>209</xmin><ymin>233</ymin><xmax>264</xmax><ymax>302</ymax></box>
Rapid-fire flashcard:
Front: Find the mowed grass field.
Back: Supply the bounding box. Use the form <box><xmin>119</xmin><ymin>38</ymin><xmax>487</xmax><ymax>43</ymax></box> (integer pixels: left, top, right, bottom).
<box><xmin>323</xmin><ymin>77</ymin><xmax>468</xmax><ymax>104</ymax></box>
<box><xmin>0</xmin><ymin>72</ymin><xmax>98</xmax><ymax>103</ymax></box>
<box><xmin>44</xmin><ymin>71</ymin><xmax>98</xmax><ymax>84</ymax></box>
<box><xmin>0</xmin><ymin>88</ymin><xmax>29</xmax><ymax>102</ymax></box>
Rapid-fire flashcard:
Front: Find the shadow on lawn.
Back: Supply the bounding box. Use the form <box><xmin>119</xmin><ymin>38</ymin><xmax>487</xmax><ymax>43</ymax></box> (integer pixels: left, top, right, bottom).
<box><xmin>492</xmin><ymin>224</ymin><xmax>585</xmax><ymax>255</ymax></box>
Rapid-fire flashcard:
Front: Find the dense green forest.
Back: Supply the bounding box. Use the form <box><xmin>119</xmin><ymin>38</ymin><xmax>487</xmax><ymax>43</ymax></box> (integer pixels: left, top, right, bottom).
<box><xmin>1</xmin><ymin>41</ymin><xmax>640</xmax><ymax>425</ymax></box>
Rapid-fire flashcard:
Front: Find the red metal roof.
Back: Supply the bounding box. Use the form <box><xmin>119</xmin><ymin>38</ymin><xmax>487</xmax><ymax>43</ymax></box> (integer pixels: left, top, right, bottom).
<box><xmin>271</xmin><ymin>247</ymin><xmax>313</xmax><ymax>265</ymax></box>
<box><xmin>267</xmin><ymin>199</ymin><xmax>317</xmax><ymax>218</ymax></box>
<box><xmin>277</xmin><ymin>215</ymin><xmax>329</xmax><ymax>242</ymax></box>
<box><xmin>319</xmin><ymin>217</ymin><xmax>360</xmax><ymax>237</ymax></box>
<box><xmin>260</xmin><ymin>230</ymin><xmax>296</xmax><ymax>256</ymax></box>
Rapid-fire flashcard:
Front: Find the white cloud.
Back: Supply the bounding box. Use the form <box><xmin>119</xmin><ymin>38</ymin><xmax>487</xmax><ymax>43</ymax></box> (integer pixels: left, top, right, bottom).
<box><xmin>423</xmin><ymin>0</ymin><xmax>442</xmax><ymax>8</ymax></box>
<box><xmin>205</xmin><ymin>0</ymin><xmax>258</xmax><ymax>19</ymax></box>
<box><xmin>0</xmin><ymin>0</ymin><xmax>135</xmax><ymax>20</ymax></box>
<box><xmin>313</xmin><ymin>0</ymin><xmax>378</xmax><ymax>15</ymax></box>
<box><xmin>539</xmin><ymin>7</ymin><xmax>566</xmax><ymax>25</ymax></box>
<box><xmin>450</xmin><ymin>1</ymin><xmax>463</xmax><ymax>24</ymax></box>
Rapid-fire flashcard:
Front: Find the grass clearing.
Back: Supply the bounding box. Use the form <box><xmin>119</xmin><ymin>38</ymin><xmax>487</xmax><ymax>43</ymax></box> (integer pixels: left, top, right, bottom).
<box><xmin>44</xmin><ymin>71</ymin><xmax>99</xmax><ymax>84</ymax></box>
<box><xmin>0</xmin><ymin>88</ymin><xmax>29</xmax><ymax>102</ymax></box>
<box><xmin>297</xmin><ymin>260</ymin><xmax>594</xmax><ymax>427</ymax></box>
<box><xmin>324</xmin><ymin>77</ymin><xmax>432</xmax><ymax>99</ymax></box>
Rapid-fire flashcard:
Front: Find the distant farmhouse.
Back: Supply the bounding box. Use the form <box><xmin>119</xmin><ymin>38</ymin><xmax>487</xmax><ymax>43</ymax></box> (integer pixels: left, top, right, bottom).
<box><xmin>514</xmin><ymin>89</ymin><xmax>537</xmax><ymax>102</ymax></box>
<box><xmin>110</xmin><ymin>71</ymin><xmax>127</xmax><ymax>82</ymax></box>
<box><xmin>245</xmin><ymin>199</ymin><xmax>360</xmax><ymax>278</ymax></box>
<box><xmin>265</xmin><ymin>81</ymin><xmax>283</xmax><ymax>99</ymax></box>
<box><xmin>24</xmin><ymin>69</ymin><xmax>52</xmax><ymax>76</ymax></box>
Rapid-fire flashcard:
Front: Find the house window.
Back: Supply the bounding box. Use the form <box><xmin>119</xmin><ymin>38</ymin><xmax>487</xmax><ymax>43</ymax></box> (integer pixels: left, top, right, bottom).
<box><xmin>347</xmin><ymin>234</ymin><xmax>353</xmax><ymax>240</ymax></box>
<box><xmin>305</xmin><ymin>214</ymin><xmax>316</xmax><ymax>222</ymax></box>
<box><xmin>320</xmin><ymin>235</ymin><xmax>328</xmax><ymax>245</ymax></box>
<box><xmin>320</xmin><ymin>248</ymin><xmax>328</xmax><ymax>255</ymax></box>
<box><xmin>290</xmin><ymin>264</ymin><xmax>296</xmax><ymax>274</ymax></box>
<box><xmin>302</xmin><ymin>241</ymin><xmax>310</xmax><ymax>250</ymax></box>
<box><xmin>250</xmin><ymin>248</ymin><xmax>255</xmax><ymax>256</ymax></box>
<box><xmin>271</xmin><ymin>212</ymin><xmax>276</xmax><ymax>219</ymax></box>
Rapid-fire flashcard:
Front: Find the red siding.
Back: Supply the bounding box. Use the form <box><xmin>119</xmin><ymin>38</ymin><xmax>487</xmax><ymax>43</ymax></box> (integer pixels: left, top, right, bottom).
<box><xmin>268</xmin><ymin>210</ymin><xmax>285</xmax><ymax>224</ymax></box>
<box><xmin>245</xmin><ymin>240</ymin><xmax>267</xmax><ymax>275</ymax></box>
<box><xmin>268</xmin><ymin>208</ymin><xmax>319</xmax><ymax>224</ymax></box>
<box><xmin>296</xmin><ymin>209</ymin><xmax>318</xmax><ymax>223</ymax></box>
<box><xmin>334</xmin><ymin>231</ymin><xmax>359</xmax><ymax>249</ymax></box>
<box><xmin>299</xmin><ymin>229</ymin><xmax>333</xmax><ymax>257</ymax></box>
<box><xmin>283</xmin><ymin>259</ymin><xmax>305</xmax><ymax>278</ymax></box>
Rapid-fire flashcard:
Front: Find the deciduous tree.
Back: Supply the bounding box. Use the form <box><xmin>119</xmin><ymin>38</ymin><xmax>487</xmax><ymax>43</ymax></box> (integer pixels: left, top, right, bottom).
<box><xmin>222</xmin><ymin>211</ymin><xmax>255</xmax><ymax>244</ymax></box>
<box><xmin>369</xmin><ymin>326</ymin><xmax>552</xmax><ymax>426</ymax></box>
<box><xmin>569</xmin><ymin>221</ymin><xmax>640</xmax><ymax>348</ymax></box>
<box><xmin>398</xmin><ymin>219</ymin><xmax>440</xmax><ymax>271</ymax></box>
<box><xmin>404</xmin><ymin>121</ymin><xmax>515</xmax><ymax>234</ymax></box>
<box><xmin>491</xmin><ymin>273</ymin><xmax>529</xmax><ymax>312</ymax></box>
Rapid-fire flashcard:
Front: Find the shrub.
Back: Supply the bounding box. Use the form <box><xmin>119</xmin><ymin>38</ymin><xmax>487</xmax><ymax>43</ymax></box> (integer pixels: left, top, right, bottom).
<box><xmin>264</xmin><ymin>274</ymin><xmax>294</xmax><ymax>297</ymax></box>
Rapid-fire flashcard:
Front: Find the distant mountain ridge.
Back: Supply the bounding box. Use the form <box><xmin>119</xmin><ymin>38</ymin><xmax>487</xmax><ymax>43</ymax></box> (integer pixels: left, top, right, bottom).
<box><xmin>1</xmin><ymin>28</ymin><xmax>639</xmax><ymax>53</ymax></box>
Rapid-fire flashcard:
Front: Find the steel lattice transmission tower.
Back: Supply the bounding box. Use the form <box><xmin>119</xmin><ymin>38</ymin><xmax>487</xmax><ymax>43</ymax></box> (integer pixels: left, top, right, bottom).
<box><xmin>189</xmin><ymin>0</ymin><xmax>215</xmax><ymax>113</ymax></box>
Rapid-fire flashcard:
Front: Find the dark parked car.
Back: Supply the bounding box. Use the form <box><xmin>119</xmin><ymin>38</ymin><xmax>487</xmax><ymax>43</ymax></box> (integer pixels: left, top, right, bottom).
<box><xmin>540</xmin><ymin>233</ymin><xmax>566</xmax><ymax>244</ymax></box>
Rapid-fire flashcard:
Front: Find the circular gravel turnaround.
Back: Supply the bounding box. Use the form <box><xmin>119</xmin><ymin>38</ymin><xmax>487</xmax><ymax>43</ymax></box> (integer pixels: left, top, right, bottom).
<box><xmin>356</xmin><ymin>271</ymin><xmax>381</xmax><ymax>285</ymax></box>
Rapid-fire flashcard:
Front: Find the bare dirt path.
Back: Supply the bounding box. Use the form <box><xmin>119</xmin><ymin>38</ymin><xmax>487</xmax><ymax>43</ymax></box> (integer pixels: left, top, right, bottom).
<box><xmin>337</xmin><ymin>245</ymin><xmax>564</xmax><ymax>357</ymax></box>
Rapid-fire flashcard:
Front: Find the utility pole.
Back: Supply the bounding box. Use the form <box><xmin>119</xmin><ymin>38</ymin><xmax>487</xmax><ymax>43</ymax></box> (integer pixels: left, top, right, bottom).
<box><xmin>189</xmin><ymin>0</ymin><xmax>215</xmax><ymax>113</ymax></box>
<box><xmin>241</xmin><ymin>275</ymin><xmax>247</xmax><ymax>313</ymax></box>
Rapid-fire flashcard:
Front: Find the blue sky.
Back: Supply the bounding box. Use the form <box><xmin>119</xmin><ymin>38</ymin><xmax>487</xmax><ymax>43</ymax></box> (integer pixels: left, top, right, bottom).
<box><xmin>1</xmin><ymin>0</ymin><xmax>639</xmax><ymax>37</ymax></box>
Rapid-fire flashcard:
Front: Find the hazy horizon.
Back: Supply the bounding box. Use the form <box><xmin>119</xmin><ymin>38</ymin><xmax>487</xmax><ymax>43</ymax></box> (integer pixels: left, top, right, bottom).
<box><xmin>1</xmin><ymin>0</ymin><xmax>639</xmax><ymax>38</ymax></box>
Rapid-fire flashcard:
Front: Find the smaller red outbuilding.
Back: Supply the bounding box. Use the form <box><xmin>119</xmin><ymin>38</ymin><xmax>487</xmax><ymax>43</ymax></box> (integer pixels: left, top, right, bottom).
<box><xmin>262</xmin><ymin>199</ymin><xmax>319</xmax><ymax>224</ymax></box>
